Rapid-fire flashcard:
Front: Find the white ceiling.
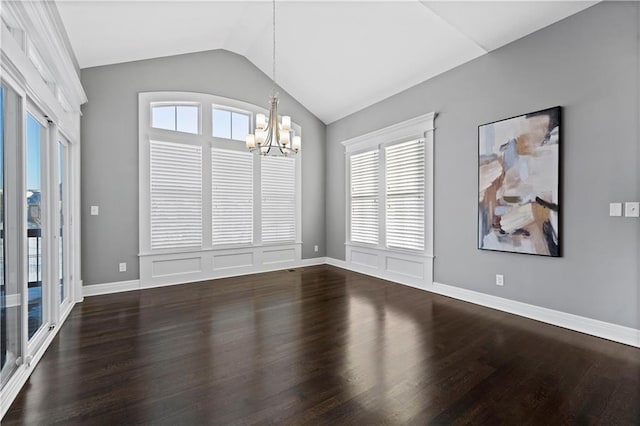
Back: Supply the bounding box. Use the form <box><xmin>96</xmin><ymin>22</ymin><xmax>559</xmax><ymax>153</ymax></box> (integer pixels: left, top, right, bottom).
<box><xmin>56</xmin><ymin>1</ymin><xmax>598</xmax><ymax>124</ymax></box>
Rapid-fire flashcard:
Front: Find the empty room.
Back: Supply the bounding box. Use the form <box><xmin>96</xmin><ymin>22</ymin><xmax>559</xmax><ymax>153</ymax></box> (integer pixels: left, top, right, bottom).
<box><xmin>1</xmin><ymin>0</ymin><xmax>639</xmax><ymax>424</ymax></box>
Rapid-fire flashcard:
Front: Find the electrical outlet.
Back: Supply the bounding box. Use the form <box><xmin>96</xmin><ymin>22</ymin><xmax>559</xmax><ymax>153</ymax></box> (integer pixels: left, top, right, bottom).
<box><xmin>119</xmin><ymin>262</ymin><xmax>127</xmax><ymax>272</ymax></box>
<box><xmin>90</xmin><ymin>205</ymin><xmax>99</xmax><ymax>216</ymax></box>
<box><xmin>314</xmin><ymin>245</ymin><xmax>318</xmax><ymax>252</ymax></box>
<box><xmin>624</xmin><ymin>202</ymin><xmax>639</xmax><ymax>218</ymax></box>
<box><xmin>496</xmin><ymin>274</ymin><xmax>504</xmax><ymax>286</ymax></box>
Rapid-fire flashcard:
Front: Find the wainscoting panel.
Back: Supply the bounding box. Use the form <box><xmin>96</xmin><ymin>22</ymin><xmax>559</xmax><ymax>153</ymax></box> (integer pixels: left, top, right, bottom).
<box><xmin>152</xmin><ymin>257</ymin><xmax>202</xmax><ymax>277</ymax></box>
<box><xmin>262</xmin><ymin>247</ymin><xmax>297</xmax><ymax>265</ymax></box>
<box><xmin>213</xmin><ymin>251</ymin><xmax>254</xmax><ymax>270</ymax></box>
<box><xmin>345</xmin><ymin>244</ymin><xmax>433</xmax><ymax>289</ymax></box>
<box><xmin>139</xmin><ymin>243</ymin><xmax>302</xmax><ymax>288</ymax></box>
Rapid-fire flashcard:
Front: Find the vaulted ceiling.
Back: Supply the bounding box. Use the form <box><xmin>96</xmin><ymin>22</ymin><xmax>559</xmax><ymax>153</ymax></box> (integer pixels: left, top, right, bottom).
<box><xmin>56</xmin><ymin>1</ymin><xmax>598</xmax><ymax>124</ymax></box>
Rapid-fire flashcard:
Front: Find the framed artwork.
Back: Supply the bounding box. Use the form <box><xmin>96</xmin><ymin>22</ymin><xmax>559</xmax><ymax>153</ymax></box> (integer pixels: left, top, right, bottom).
<box><xmin>478</xmin><ymin>106</ymin><xmax>561</xmax><ymax>257</ymax></box>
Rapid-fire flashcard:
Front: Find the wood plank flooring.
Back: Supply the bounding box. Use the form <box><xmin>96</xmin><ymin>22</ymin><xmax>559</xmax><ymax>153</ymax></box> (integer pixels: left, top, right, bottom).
<box><xmin>3</xmin><ymin>265</ymin><xmax>640</xmax><ymax>425</ymax></box>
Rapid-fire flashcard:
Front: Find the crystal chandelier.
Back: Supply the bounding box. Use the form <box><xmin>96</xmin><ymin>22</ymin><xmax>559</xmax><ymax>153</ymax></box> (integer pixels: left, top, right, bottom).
<box><xmin>246</xmin><ymin>0</ymin><xmax>300</xmax><ymax>156</ymax></box>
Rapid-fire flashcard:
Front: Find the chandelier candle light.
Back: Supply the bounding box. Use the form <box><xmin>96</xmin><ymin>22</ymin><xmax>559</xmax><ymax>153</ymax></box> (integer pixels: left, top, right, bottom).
<box><xmin>246</xmin><ymin>0</ymin><xmax>301</xmax><ymax>156</ymax></box>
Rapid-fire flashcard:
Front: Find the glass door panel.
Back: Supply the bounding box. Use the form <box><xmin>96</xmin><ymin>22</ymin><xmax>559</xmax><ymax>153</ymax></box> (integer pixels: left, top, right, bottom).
<box><xmin>26</xmin><ymin>113</ymin><xmax>46</xmax><ymax>341</ymax></box>
<box><xmin>1</xmin><ymin>86</ymin><xmax>6</xmax><ymax>376</ymax></box>
<box><xmin>1</xmin><ymin>83</ymin><xmax>23</xmax><ymax>386</ymax></box>
<box><xmin>58</xmin><ymin>141</ymin><xmax>69</xmax><ymax>306</ymax></box>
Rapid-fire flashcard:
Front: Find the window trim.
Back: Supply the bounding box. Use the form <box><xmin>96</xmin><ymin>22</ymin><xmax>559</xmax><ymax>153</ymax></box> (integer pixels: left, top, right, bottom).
<box><xmin>341</xmin><ymin>113</ymin><xmax>435</xmax><ymax>289</ymax></box>
<box><xmin>211</xmin><ymin>105</ymin><xmax>252</xmax><ymax>142</ymax></box>
<box><xmin>150</xmin><ymin>102</ymin><xmax>202</xmax><ymax>135</ymax></box>
<box><xmin>138</xmin><ymin>91</ymin><xmax>302</xmax><ymax>288</ymax></box>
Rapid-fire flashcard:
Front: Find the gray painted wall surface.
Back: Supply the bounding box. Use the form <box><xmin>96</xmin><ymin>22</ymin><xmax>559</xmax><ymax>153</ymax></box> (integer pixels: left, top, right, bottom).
<box><xmin>81</xmin><ymin>50</ymin><xmax>326</xmax><ymax>286</ymax></box>
<box><xmin>326</xmin><ymin>2</ymin><xmax>639</xmax><ymax>328</ymax></box>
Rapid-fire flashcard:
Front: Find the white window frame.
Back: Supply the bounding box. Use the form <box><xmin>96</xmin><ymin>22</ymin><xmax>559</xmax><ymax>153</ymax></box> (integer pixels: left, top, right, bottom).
<box><xmin>150</xmin><ymin>102</ymin><xmax>202</xmax><ymax>135</ymax></box>
<box><xmin>139</xmin><ymin>92</ymin><xmax>302</xmax><ymax>288</ymax></box>
<box><xmin>211</xmin><ymin>105</ymin><xmax>251</xmax><ymax>141</ymax></box>
<box><xmin>342</xmin><ymin>112</ymin><xmax>435</xmax><ymax>289</ymax></box>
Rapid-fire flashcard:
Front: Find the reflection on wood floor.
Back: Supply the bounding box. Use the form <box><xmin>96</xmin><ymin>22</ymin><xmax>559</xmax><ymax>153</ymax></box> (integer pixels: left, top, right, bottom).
<box><xmin>3</xmin><ymin>265</ymin><xmax>640</xmax><ymax>424</ymax></box>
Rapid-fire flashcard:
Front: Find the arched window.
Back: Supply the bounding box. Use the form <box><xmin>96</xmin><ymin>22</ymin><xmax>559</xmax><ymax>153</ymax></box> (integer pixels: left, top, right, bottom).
<box><xmin>139</xmin><ymin>92</ymin><xmax>302</xmax><ymax>287</ymax></box>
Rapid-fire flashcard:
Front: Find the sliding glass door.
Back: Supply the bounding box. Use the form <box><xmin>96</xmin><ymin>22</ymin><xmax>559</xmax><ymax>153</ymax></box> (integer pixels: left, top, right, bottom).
<box><xmin>1</xmin><ymin>86</ymin><xmax>6</xmax><ymax>378</ymax></box>
<box><xmin>25</xmin><ymin>109</ymin><xmax>50</xmax><ymax>350</ymax></box>
<box><xmin>1</xmin><ymin>82</ymin><xmax>23</xmax><ymax>387</ymax></box>
<box><xmin>57</xmin><ymin>139</ymin><xmax>70</xmax><ymax>311</ymax></box>
<box><xmin>0</xmin><ymin>74</ymin><xmax>77</xmax><ymax>395</ymax></box>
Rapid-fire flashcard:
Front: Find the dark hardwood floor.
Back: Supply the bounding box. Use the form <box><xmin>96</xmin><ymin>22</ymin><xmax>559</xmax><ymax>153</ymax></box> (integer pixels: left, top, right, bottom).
<box><xmin>3</xmin><ymin>265</ymin><xmax>640</xmax><ymax>425</ymax></box>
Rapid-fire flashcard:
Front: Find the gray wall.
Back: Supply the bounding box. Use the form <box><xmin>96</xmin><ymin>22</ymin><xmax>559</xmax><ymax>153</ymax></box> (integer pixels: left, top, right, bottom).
<box><xmin>326</xmin><ymin>2</ymin><xmax>640</xmax><ymax>329</ymax></box>
<box><xmin>81</xmin><ymin>50</ymin><xmax>326</xmax><ymax>286</ymax></box>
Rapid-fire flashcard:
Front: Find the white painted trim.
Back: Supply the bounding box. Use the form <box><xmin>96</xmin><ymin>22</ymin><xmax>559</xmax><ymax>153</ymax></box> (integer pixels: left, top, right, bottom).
<box><xmin>83</xmin><ymin>279</ymin><xmax>142</xmax><ymax>297</ymax></box>
<box><xmin>341</xmin><ymin>112</ymin><xmax>435</xmax><ymax>153</ymax></box>
<box><xmin>138</xmin><ymin>91</ymin><xmax>303</xmax><ymax>262</ymax></box>
<box><xmin>345</xmin><ymin>244</ymin><xmax>433</xmax><ymax>289</ymax></box>
<box><xmin>327</xmin><ymin>255</ymin><xmax>433</xmax><ymax>291</ymax></box>
<box><xmin>325</xmin><ymin>258</ymin><xmax>640</xmax><ymax>348</ymax></box>
<box><xmin>431</xmin><ymin>281</ymin><xmax>640</xmax><ymax>348</ymax></box>
<box><xmin>84</xmin><ymin>257</ymin><xmax>328</xmax><ymax>297</ymax></box>
<box><xmin>342</xmin><ymin>112</ymin><xmax>435</xmax><ymax>260</ymax></box>
<box><xmin>1</xmin><ymin>1</ymin><xmax>86</xmax><ymax>108</ymax></box>
<box><xmin>4</xmin><ymin>294</ymin><xmax>21</xmax><ymax>308</ymax></box>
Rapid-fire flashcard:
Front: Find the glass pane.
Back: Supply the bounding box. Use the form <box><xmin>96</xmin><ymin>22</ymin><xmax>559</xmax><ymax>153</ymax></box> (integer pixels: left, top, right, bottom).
<box><xmin>1</xmin><ymin>85</ymin><xmax>21</xmax><ymax>386</ymax></box>
<box><xmin>212</xmin><ymin>109</ymin><xmax>231</xmax><ymax>139</ymax></box>
<box><xmin>0</xmin><ymin>87</ymin><xmax>5</xmax><ymax>372</ymax></box>
<box><xmin>151</xmin><ymin>106</ymin><xmax>175</xmax><ymax>131</ymax></box>
<box><xmin>231</xmin><ymin>112</ymin><xmax>249</xmax><ymax>141</ymax></box>
<box><xmin>58</xmin><ymin>143</ymin><xmax>64</xmax><ymax>303</ymax></box>
<box><xmin>26</xmin><ymin>113</ymin><xmax>43</xmax><ymax>339</ymax></box>
<box><xmin>176</xmin><ymin>106</ymin><xmax>198</xmax><ymax>134</ymax></box>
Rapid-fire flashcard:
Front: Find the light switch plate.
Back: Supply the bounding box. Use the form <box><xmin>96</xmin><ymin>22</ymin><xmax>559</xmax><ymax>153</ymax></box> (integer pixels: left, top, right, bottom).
<box><xmin>624</xmin><ymin>202</ymin><xmax>639</xmax><ymax>218</ymax></box>
<box><xmin>609</xmin><ymin>202</ymin><xmax>623</xmax><ymax>217</ymax></box>
<box><xmin>90</xmin><ymin>205</ymin><xmax>99</xmax><ymax>216</ymax></box>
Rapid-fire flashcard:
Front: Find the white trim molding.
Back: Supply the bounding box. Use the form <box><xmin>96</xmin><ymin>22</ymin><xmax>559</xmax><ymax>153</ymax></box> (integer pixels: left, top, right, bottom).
<box><xmin>344</xmin><ymin>245</ymin><xmax>433</xmax><ymax>290</ymax></box>
<box><xmin>83</xmin><ymin>280</ymin><xmax>142</xmax><ymax>297</ymax></box>
<box><xmin>325</xmin><ymin>258</ymin><xmax>640</xmax><ymax>348</ymax></box>
<box><xmin>431</xmin><ymin>281</ymin><xmax>640</xmax><ymax>348</ymax></box>
<box><xmin>138</xmin><ymin>91</ymin><xmax>303</xmax><ymax>290</ymax></box>
<box><xmin>85</xmin><ymin>257</ymin><xmax>328</xmax><ymax>297</ymax></box>
<box><xmin>341</xmin><ymin>112</ymin><xmax>436</xmax><ymax>288</ymax></box>
<box><xmin>139</xmin><ymin>243</ymin><xmax>304</xmax><ymax>288</ymax></box>
<box><xmin>341</xmin><ymin>112</ymin><xmax>436</xmax><ymax>153</ymax></box>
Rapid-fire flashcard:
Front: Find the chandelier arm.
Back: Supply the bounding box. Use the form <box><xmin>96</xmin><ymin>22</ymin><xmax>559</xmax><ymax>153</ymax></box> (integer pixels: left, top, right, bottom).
<box><xmin>247</xmin><ymin>0</ymin><xmax>299</xmax><ymax>157</ymax></box>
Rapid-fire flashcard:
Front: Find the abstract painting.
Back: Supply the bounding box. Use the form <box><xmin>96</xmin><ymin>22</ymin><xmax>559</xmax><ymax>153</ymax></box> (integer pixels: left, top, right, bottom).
<box><xmin>478</xmin><ymin>107</ymin><xmax>560</xmax><ymax>257</ymax></box>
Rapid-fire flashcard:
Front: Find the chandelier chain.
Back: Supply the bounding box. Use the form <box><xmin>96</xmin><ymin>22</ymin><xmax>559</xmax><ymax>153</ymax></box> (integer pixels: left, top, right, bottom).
<box><xmin>272</xmin><ymin>0</ymin><xmax>276</xmax><ymax>92</ymax></box>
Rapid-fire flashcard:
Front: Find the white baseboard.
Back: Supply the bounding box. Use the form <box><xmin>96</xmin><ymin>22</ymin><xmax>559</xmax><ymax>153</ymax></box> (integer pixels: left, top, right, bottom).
<box><xmin>83</xmin><ymin>279</ymin><xmax>141</xmax><ymax>297</ymax></box>
<box><xmin>325</xmin><ymin>256</ymin><xmax>431</xmax><ymax>290</ymax></box>
<box><xmin>431</xmin><ymin>281</ymin><xmax>640</xmax><ymax>348</ymax></box>
<box><xmin>325</xmin><ymin>257</ymin><xmax>640</xmax><ymax>348</ymax></box>
<box><xmin>84</xmin><ymin>257</ymin><xmax>328</xmax><ymax>297</ymax></box>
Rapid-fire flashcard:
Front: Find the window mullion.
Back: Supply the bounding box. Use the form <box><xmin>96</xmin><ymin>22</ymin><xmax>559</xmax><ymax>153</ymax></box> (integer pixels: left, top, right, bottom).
<box><xmin>254</xmin><ymin>152</ymin><xmax>262</xmax><ymax>245</ymax></box>
<box><xmin>378</xmin><ymin>144</ymin><xmax>386</xmax><ymax>250</ymax></box>
<box><xmin>202</xmin><ymin>142</ymin><xmax>213</xmax><ymax>250</ymax></box>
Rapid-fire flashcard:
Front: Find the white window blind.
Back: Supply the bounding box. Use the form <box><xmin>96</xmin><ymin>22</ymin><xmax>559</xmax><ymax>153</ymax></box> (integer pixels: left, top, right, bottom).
<box><xmin>261</xmin><ymin>156</ymin><xmax>296</xmax><ymax>243</ymax></box>
<box><xmin>150</xmin><ymin>140</ymin><xmax>203</xmax><ymax>250</ymax></box>
<box><xmin>350</xmin><ymin>150</ymin><xmax>379</xmax><ymax>245</ymax></box>
<box><xmin>385</xmin><ymin>139</ymin><xmax>425</xmax><ymax>250</ymax></box>
<box><xmin>211</xmin><ymin>148</ymin><xmax>253</xmax><ymax>245</ymax></box>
